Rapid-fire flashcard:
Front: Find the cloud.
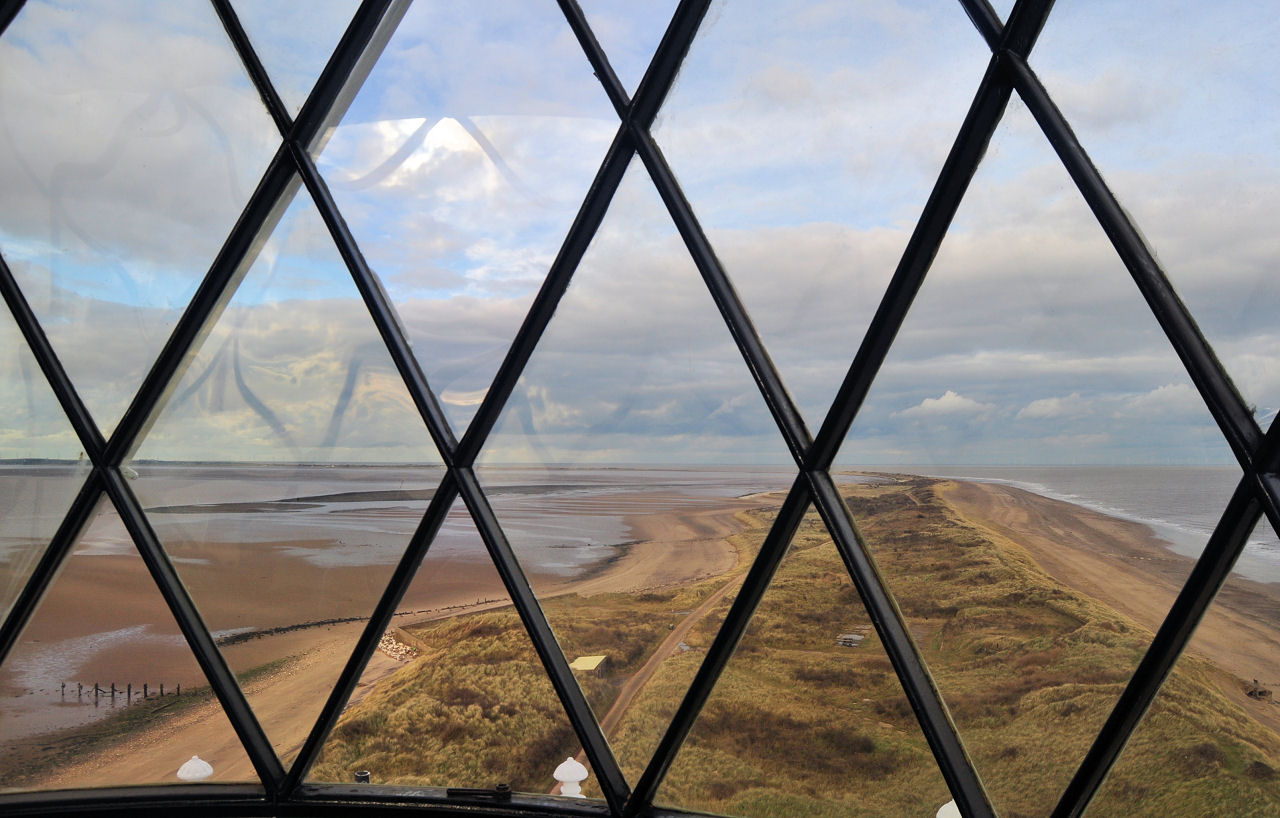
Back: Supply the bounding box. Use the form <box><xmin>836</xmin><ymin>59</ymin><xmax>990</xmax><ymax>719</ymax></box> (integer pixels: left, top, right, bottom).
<box><xmin>1017</xmin><ymin>392</ymin><xmax>1091</xmax><ymax>420</ymax></box>
<box><xmin>1117</xmin><ymin>383</ymin><xmax>1208</xmax><ymax>418</ymax></box>
<box><xmin>895</xmin><ymin>390</ymin><xmax>994</xmax><ymax>419</ymax></box>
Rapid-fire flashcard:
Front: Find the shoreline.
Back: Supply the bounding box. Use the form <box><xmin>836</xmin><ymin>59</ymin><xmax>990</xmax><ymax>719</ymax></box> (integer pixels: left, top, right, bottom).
<box><xmin>936</xmin><ymin>478</ymin><xmax>1280</xmax><ymax>737</ymax></box>
<box><xmin>0</xmin><ymin>490</ymin><xmax>761</xmax><ymax>789</ymax></box>
<box><xmin>6</xmin><ymin>473</ymin><xmax>1279</xmax><ymax>789</ymax></box>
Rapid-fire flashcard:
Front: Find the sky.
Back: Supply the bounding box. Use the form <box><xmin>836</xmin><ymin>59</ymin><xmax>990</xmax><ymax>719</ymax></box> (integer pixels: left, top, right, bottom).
<box><xmin>1</xmin><ymin>0</ymin><xmax>1278</xmax><ymax>466</ymax></box>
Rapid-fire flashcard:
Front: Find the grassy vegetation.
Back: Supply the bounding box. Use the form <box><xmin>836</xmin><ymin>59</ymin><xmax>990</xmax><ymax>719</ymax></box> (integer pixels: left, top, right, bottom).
<box><xmin>318</xmin><ymin>476</ymin><xmax>1280</xmax><ymax>816</ymax></box>
<box><xmin>310</xmin><ymin>574</ymin><xmax>746</xmax><ymax>791</ymax></box>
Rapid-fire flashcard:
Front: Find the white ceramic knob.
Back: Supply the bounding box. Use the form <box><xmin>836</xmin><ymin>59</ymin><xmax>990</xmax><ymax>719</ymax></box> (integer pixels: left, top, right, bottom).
<box><xmin>553</xmin><ymin>756</ymin><xmax>588</xmax><ymax>798</ymax></box>
<box><xmin>176</xmin><ymin>755</ymin><xmax>213</xmax><ymax>781</ymax></box>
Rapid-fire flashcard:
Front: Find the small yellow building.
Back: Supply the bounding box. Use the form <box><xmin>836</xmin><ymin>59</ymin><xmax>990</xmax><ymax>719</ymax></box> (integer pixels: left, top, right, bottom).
<box><xmin>569</xmin><ymin>655</ymin><xmax>609</xmax><ymax>677</ymax></box>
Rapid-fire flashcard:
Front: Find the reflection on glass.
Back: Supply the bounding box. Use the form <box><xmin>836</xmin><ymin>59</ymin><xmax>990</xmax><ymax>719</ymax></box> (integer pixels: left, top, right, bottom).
<box><xmin>0</xmin><ymin>0</ymin><xmax>278</xmax><ymax>436</ymax></box>
<box><xmin>1033</xmin><ymin>1</ymin><xmax>1280</xmax><ymax>425</ymax></box>
<box><xmin>312</xmin><ymin>0</ymin><xmax>617</xmax><ymax>436</ymax></box>
<box><xmin>652</xmin><ymin>0</ymin><xmax>991</xmax><ymax>427</ymax></box>
<box><xmin>128</xmin><ymin>187</ymin><xmax>442</xmax><ymax>765</ymax></box>
<box><xmin>833</xmin><ymin>101</ymin><xmax>1242</xmax><ymax>815</ymax></box>
<box><xmin>0</xmin><ymin>497</ymin><xmax>254</xmax><ymax>791</ymax></box>
<box><xmin>229</xmin><ymin>0</ymin><xmax>358</xmax><ymax>116</ymax></box>
<box><xmin>1091</xmin><ymin>518</ymin><xmax>1280</xmax><ymax>816</ymax></box>
<box><xmin>0</xmin><ymin>312</ymin><xmax>89</xmax><ymax>621</ymax></box>
<box><xmin>475</xmin><ymin>165</ymin><xmax>791</xmax><ymax>785</ymax></box>
<box><xmin>577</xmin><ymin>0</ymin><xmax>678</xmax><ymax>96</ymax></box>
<box><xmin>312</xmin><ymin>498</ymin><xmax>583</xmax><ymax>794</ymax></box>
<box><xmin>659</xmin><ymin>512</ymin><xmax>952</xmax><ymax>816</ymax></box>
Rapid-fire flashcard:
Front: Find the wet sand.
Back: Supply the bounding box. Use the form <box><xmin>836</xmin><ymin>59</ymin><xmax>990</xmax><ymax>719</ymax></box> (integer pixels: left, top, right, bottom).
<box><xmin>937</xmin><ymin>479</ymin><xmax>1280</xmax><ymax>737</ymax></box>
<box><xmin>13</xmin><ymin>477</ymin><xmax>1279</xmax><ymax>790</ymax></box>
<box><xmin>0</xmin><ymin>490</ymin><xmax>760</xmax><ymax>789</ymax></box>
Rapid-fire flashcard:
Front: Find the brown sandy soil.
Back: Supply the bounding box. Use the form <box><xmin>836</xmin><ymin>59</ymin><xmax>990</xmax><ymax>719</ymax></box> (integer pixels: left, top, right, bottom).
<box><xmin>937</xmin><ymin>479</ymin><xmax>1280</xmax><ymax>737</ymax></box>
<box><xmin>3</xmin><ymin>492</ymin><xmax>757</xmax><ymax>789</ymax></box>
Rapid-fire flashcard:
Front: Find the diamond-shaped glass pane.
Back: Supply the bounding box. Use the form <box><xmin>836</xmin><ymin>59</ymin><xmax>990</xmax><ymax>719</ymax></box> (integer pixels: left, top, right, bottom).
<box><xmin>0</xmin><ymin>496</ymin><xmax>255</xmax><ymax>790</ymax></box>
<box><xmin>311</xmin><ymin>497</ymin><xmax>588</xmax><ymax>796</ymax></box>
<box><xmin>658</xmin><ymin>515</ymin><xmax>952</xmax><ymax>816</ymax></box>
<box><xmin>128</xmin><ymin>185</ymin><xmax>443</xmax><ymax>765</ymax></box>
<box><xmin>0</xmin><ymin>309</ymin><xmax>89</xmax><ymax>622</ymax></box>
<box><xmin>652</xmin><ymin>0</ymin><xmax>991</xmax><ymax>428</ymax></box>
<box><xmin>0</xmin><ymin>0</ymin><xmax>279</xmax><ymax>436</ymax></box>
<box><xmin>1090</xmin><ymin>519</ymin><xmax>1280</xmax><ymax>815</ymax></box>
<box><xmin>1033</xmin><ymin>1</ymin><xmax>1280</xmax><ymax>425</ymax></box>
<box><xmin>312</xmin><ymin>0</ymin><xmax>617</xmax><ymax>436</ymax></box>
<box><xmin>834</xmin><ymin>99</ymin><xmax>1237</xmax><ymax>816</ymax></box>
<box><xmin>229</xmin><ymin>0</ymin><xmax>358</xmax><ymax>116</ymax></box>
<box><xmin>477</xmin><ymin>164</ymin><xmax>792</xmax><ymax>784</ymax></box>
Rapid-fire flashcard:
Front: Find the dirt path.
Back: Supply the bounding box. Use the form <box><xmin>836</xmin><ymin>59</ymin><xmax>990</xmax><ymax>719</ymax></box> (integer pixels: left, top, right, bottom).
<box><xmin>14</xmin><ymin>496</ymin><xmax>762</xmax><ymax>790</ymax></box>
<box><xmin>551</xmin><ymin>568</ymin><xmax>745</xmax><ymax>794</ymax></box>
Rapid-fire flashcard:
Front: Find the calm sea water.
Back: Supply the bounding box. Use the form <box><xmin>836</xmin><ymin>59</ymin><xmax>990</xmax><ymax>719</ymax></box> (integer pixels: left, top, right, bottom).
<box><xmin>3</xmin><ymin>464</ymin><xmax>1273</xmax><ymax>581</ymax></box>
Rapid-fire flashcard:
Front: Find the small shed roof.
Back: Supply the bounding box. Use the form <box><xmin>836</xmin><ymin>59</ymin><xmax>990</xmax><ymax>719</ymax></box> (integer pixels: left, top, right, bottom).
<box><xmin>570</xmin><ymin>655</ymin><xmax>608</xmax><ymax>671</ymax></box>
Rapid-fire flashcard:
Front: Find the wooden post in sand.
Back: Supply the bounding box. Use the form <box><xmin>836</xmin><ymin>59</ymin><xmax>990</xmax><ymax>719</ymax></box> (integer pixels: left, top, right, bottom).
<box><xmin>143</xmin><ymin>683</ymin><xmax>148</xmax><ymax>698</ymax></box>
<box><xmin>160</xmin><ymin>683</ymin><xmax>165</xmax><ymax>696</ymax></box>
<box><xmin>127</xmin><ymin>683</ymin><xmax>132</xmax><ymax>702</ymax></box>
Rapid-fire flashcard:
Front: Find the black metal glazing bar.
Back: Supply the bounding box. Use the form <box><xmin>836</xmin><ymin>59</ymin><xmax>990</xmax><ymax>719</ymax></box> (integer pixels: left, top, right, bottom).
<box><xmin>633</xmin><ymin>133</ymin><xmax>813</xmax><ymax>464</ymax></box>
<box><xmin>807</xmin><ymin>0</ymin><xmax>1054</xmax><ymax>470</ymax></box>
<box><xmin>1051</xmin><ymin>478</ymin><xmax>1261</xmax><ymax>818</ymax></box>
<box><xmin>0</xmin><ymin>0</ymin><xmax>25</xmax><ymax>39</ymax></box>
<box><xmin>628</xmin><ymin>0</ymin><xmax>711</xmax><ymax>130</ymax></box>
<box><xmin>1260</xmin><ymin>472</ymin><xmax>1280</xmax><ymax>543</ymax></box>
<box><xmin>454</xmin><ymin>126</ymin><xmax>632</xmax><ymax>466</ymax></box>
<box><xmin>957</xmin><ymin>0</ymin><xmax>1003</xmax><ymax>49</ymax></box>
<box><xmin>1005</xmin><ymin>54</ymin><xmax>1262</xmax><ymax>466</ymax></box>
<box><xmin>805</xmin><ymin>61</ymin><xmax>1008</xmax><ymax>470</ymax></box>
<box><xmin>291</xmin><ymin>146</ymin><xmax>459</xmax><ymax>461</ymax></box>
<box><xmin>455</xmin><ymin>0</ymin><xmax>709</xmax><ymax>468</ymax></box>
<box><xmin>211</xmin><ymin>0</ymin><xmax>292</xmax><ymax>136</ymax></box>
<box><xmin>624</xmin><ymin>475</ymin><xmax>811</xmax><ymax>816</ymax></box>
<box><xmin>284</xmin><ymin>471</ymin><xmax>460</xmax><ymax>792</ymax></box>
<box><xmin>453</xmin><ymin>467</ymin><xmax>630</xmax><ymax>813</ymax></box>
<box><xmin>101</xmin><ymin>469</ymin><xmax>286</xmax><ymax>790</ymax></box>
<box><xmin>558</xmin><ymin>0</ymin><xmax>630</xmax><ymax>118</ymax></box>
<box><xmin>808</xmin><ymin>471</ymin><xmax>994</xmax><ymax>818</ymax></box>
<box><xmin>293</xmin><ymin>0</ymin><xmax>405</xmax><ymax>156</ymax></box>
<box><xmin>0</xmin><ymin>469</ymin><xmax>102</xmax><ymax>668</ymax></box>
<box><xmin>0</xmin><ymin>256</ymin><xmax>105</xmax><ymax>459</ymax></box>
<box><xmin>103</xmin><ymin>151</ymin><xmax>297</xmax><ymax>465</ymax></box>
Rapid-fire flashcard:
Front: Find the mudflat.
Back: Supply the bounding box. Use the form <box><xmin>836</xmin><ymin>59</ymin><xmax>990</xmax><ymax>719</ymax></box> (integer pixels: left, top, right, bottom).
<box><xmin>0</xmin><ymin>490</ymin><xmax>757</xmax><ymax>789</ymax></box>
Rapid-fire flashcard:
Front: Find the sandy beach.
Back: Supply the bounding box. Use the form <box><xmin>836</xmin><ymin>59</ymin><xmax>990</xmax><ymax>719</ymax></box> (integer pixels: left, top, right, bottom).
<box><xmin>0</xmin><ymin>489</ymin><xmax>760</xmax><ymax>788</ymax></box>
<box><xmin>6</xmin><ymin>475</ymin><xmax>1279</xmax><ymax>790</ymax></box>
<box><xmin>937</xmin><ymin>479</ymin><xmax>1280</xmax><ymax>737</ymax></box>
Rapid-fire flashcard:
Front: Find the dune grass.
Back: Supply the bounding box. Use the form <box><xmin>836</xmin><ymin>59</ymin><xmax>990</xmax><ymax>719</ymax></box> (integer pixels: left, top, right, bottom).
<box><xmin>314</xmin><ymin>477</ymin><xmax>1280</xmax><ymax>816</ymax></box>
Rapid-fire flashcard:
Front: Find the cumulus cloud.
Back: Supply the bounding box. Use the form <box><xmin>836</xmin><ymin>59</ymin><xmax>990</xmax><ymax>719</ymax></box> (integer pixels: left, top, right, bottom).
<box><xmin>895</xmin><ymin>391</ymin><xmax>994</xmax><ymax>419</ymax></box>
<box><xmin>1117</xmin><ymin>383</ymin><xmax>1208</xmax><ymax>418</ymax></box>
<box><xmin>1017</xmin><ymin>392</ymin><xmax>1091</xmax><ymax>420</ymax></box>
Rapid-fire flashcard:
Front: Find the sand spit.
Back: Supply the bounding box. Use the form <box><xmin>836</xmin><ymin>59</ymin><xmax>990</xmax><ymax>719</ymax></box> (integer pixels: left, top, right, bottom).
<box><xmin>9</xmin><ymin>477</ymin><xmax>1279</xmax><ymax>791</ymax></box>
<box><xmin>938</xmin><ymin>479</ymin><xmax>1280</xmax><ymax>737</ymax></box>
